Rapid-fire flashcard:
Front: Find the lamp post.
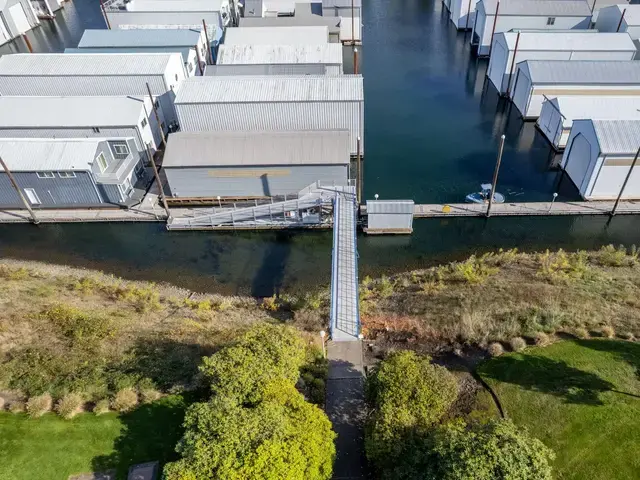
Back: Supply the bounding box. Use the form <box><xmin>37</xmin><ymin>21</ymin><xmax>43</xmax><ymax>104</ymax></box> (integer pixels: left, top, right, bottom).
<box><xmin>320</xmin><ymin>330</ymin><xmax>326</xmax><ymax>358</ymax></box>
<box><xmin>217</xmin><ymin>195</ymin><xmax>221</xmax><ymax>208</ymax></box>
<box><xmin>374</xmin><ymin>193</ymin><xmax>379</xmax><ymax>200</ymax></box>
<box><xmin>548</xmin><ymin>192</ymin><xmax>558</xmax><ymax>213</ymax></box>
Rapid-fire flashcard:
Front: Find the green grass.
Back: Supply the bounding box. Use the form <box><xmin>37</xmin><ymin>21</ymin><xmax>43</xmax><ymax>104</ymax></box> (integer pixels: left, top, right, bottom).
<box><xmin>477</xmin><ymin>339</ymin><xmax>640</xmax><ymax>480</ymax></box>
<box><xmin>0</xmin><ymin>395</ymin><xmax>187</xmax><ymax>480</ymax></box>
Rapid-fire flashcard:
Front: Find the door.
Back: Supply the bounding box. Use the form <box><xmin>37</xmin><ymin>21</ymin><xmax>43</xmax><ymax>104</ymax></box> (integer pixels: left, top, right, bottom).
<box><xmin>23</xmin><ymin>188</ymin><xmax>41</xmax><ymax>205</ymax></box>
<box><xmin>8</xmin><ymin>4</ymin><xmax>31</xmax><ymax>35</ymax></box>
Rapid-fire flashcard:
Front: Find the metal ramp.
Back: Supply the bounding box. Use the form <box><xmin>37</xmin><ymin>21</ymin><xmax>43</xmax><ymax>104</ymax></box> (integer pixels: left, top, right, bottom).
<box><xmin>330</xmin><ymin>188</ymin><xmax>361</xmax><ymax>341</ymax></box>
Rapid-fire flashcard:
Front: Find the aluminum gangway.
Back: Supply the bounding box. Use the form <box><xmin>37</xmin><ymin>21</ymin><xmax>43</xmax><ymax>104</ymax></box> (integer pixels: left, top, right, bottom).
<box><xmin>329</xmin><ymin>187</ymin><xmax>361</xmax><ymax>341</ymax></box>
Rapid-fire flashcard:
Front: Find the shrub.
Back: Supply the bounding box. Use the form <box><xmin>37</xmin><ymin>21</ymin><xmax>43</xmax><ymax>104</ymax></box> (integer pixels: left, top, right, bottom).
<box><xmin>537</xmin><ymin>249</ymin><xmax>590</xmax><ymax>283</ymax></box>
<box><xmin>591</xmin><ymin>244</ymin><xmax>638</xmax><ymax>267</ymax></box>
<box><xmin>451</xmin><ymin>256</ymin><xmax>499</xmax><ymax>285</ymax></box>
<box><xmin>8</xmin><ymin>401</ymin><xmax>25</xmax><ymax>413</ymax></box>
<box><xmin>261</xmin><ymin>295</ymin><xmax>279</xmax><ymax>311</ymax></box>
<box><xmin>376</xmin><ymin>276</ymin><xmax>395</xmax><ymax>298</ymax></box>
<box><xmin>93</xmin><ymin>399</ymin><xmax>110</xmax><ymax>415</ymax></box>
<box><xmin>0</xmin><ymin>397</ymin><xmax>5</xmax><ymax>410</ymax></box>
<box><xmin>620</xmin><ymin>331</ymin><xmax>635</xmax><ymax>341</ymax></box>
<box><xmin>574</xmin><ymin>327</ymin><xmax>589</xmax><ymax>340</ymax></box>
<box><xmin>43</xmin><ymin>304</ymin><xmax>115</xmax><ymax>344</ymax></box>
<box><xmin>26</xmin><ymin>393</ymin><xmax>52</xmax><ymax>418</ymax></box>
<box><xmin>488</xmin><ymin>342</ymin><xmax>504</xmax><ymax>357</ymax></box>
<box><xmin>112</xmin><ymin>388</ymin><xmax>138</xmax><ymax>412</ymax></box>
<box><xmin>509</xmin><ymin>337</ymin><xmax>527</xmax><ymax>352</ymax></box>
<box><xmin>600</xmin><ymin>325</ymin><xmax>615</xmax><ymax>339</ymax></box>
<box><xmin>534</xmin><ymin>332</ymin><xmax>551</xmax><ymax>347</ymax></box>
<box><xmin>140</xmin><ymin>389</ymin><xmax>162</xmax><ymax>404</ymax></box>
<box><xmin>55</xmin><ymin>393</ymin><xmax>84</xmax><ymax>419</ymax></box>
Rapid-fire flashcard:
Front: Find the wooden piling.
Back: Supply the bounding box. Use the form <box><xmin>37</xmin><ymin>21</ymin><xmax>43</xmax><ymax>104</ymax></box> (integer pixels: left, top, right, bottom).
<box><xmin>0</xmin><ymin>155</ymin><xmax>39</xmax><ymax>224</ymax></box>
<box><xmin>146</xmin><ymin>82</ymin><xmax>167</xmax><ymax>149</ymax></box>
<box><xmin>611</xmin><ymin>146</ymin><xmax>640</xmax><ymax>216</ymax></box>
<box><xmin>486</xmin><ymin>134</ymin><xmax>505</xmax><ymax>217</ymax></box>
<box><xmin>146</xmin><ymin>144</ymin><xmax>171</xmax><ymax>220</ymax></box>
<box><xmin>203</xmin><ymin>19</ymin><xmax>214</xmax><ymax>64</ymax></box>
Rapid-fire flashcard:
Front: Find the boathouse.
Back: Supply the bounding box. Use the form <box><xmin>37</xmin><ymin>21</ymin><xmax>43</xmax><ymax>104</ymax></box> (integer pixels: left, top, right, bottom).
<box><xmin>322</xmin><ymin>0</ymin><xmax>361</xmax><ymax>17</ymax></box>
<box><xmin>162</xmin><ymin>130</ymin><xmax>350</xmax><ymax>198</ymax></box>
<box><xmin>0</xmin><ymin>96</ymin><xmax>164</xmax><ymax>155</ymax></box>
<box><xmin>449</xmin><ymin>0</ymin><xmax>476</xmax><ymax>30</ymax></box>
<box><xmin>537</xmin><ymin>96</ymin><xmax>640</xmax><ymax>150</ymax></box>
<box><xmin>205</xmin><ymin>64</ymin><xmax>326</xmax><ymax>76</ymax></box>
<box><xmin>223</xmin><ymin>26</ymin><xmax>330</xmax><ymax>45</ymax></box>
<box><xmin>561</xmin><ymin>119</ymin><xmax>640</xmax><ymax>201</ymax></box>
<box><xmin>239</xmin><ymin>15</ymin><xmax>342</xmax><ymax>43</ymax></box>
<box><xmin>0</xmin><ymin>0</ymin><xmax>39</xmax><ymax>46</ymax></box>
<box><xmin>217</xmin><ymin>44</ymin><xmax>343</xmax><ymax>75</ymax></box>
<box><xmin>0</xmin><ymin>53</ymin><xmax>186</xmax><ymax>125</ymax></box>
<box><xmin>472</xmin><ymin>0</ymin><xmax>592</xmax><ymax>56</ymax></box>
<box><xmin>511</xmin><ymin>60</ymin><xmax>640</xmax><ymax>119</ymax></box>
<box><xmin>596</xmin><ymin>4</ymin><xmax>640</xmax><ymax>40</ymax></box>
<box><xmin>0</xmin><ymin>138</ymin><xmax>147</xmax><ymax>207</ymax></box>
<box><xmin>487</xmin><ymin>32</ymin><xmax>636</xmax><ymax>96</ymax></box>
<box><xmin>174</xmin><ymin>75</ymin><xmax>364</xmax><ymax>156</ymax></box>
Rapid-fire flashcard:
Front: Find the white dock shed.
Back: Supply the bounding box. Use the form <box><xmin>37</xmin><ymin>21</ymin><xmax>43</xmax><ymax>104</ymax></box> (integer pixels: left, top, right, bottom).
<box><xmin>217</xmin><ymin>44</ymin><xmax>343</xmax><ymax>75</ymax></box>
<box><xmin>174</xmin><ymin>75</ymin><xmax>364</xmax><ymax>155</ymax></box>
<box><xmin>472</xmin><ymin>0</ymin><xmax>593</xmax><ymax>56</ymax></box>
<box><xmin>596</xmin><ymin>4</ymin><xmax>640</xmax><ymax>40</ymax></box>
<box><xmin>0</xmin><ymin>96</ymin><xmax>164</xmax><ymax>154</ymax></box>
<box><xmin>322</xmin><ymin>0</ymin><xmax>361</xmax><ymax>17</ymax></box>
<box><xmin>487</xmin><ymin>32</ymin><xmax>636</xmax><ymax>95</ymax></box>
<box><xmin>449</xmin><ymin>0</ymin><xmax>476</xmax><ymax>31</ymax></box>
<box><xmin>561</xmin><ymin>119</ymin><xmax>640</xmax><ymax>200</ymax></box>
<box><xmin>239</xmin><ymin>15</ymin><xmax>360</xmax><ymax>44</ymax></box>
<box><xmin>511</xmin><ymin>60</ymin><xmax>640</xmax><ymax>119</ymax></box>
<box><xmin>0</xmin><ymin>0</ymin><xmax>39</xmax><ymax>46</ymax></box>
<box><xmin>163</xmin><ymin>130</ymin><xmax>350</xmax><ymax>198</ymax></box>
<box><xmin>537</xmin><ymin>96</ymin><xmax>640</xmax><ymax>150</ymax></box>
<box><xmin>0</xmin><ymin>53</ymin><xmax>186</xmax><ymax>126</ymax></box>
<box><xmin>223</xmin><ymin>26</ymin><xmax>329</xmax><ymax>45</ymax></box>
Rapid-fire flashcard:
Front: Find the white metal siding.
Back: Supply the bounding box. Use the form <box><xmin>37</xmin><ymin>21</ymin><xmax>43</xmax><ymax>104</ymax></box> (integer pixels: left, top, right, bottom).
<box><xmin>512</xmin><ymin>69</ymin><xmax>532</xmax><ymax>116</ymax></box>
<box><xmin>8</xmin><ymin>3</ymin><xmax>30</xmax><ymax>34</ymax></box>
<box><xmin>450</xmin><ymin>0</ymin><xmax>476</xmax><ymax>30</ymax></box>
<box><xmin>591</xmin><ymin>161</ymin><xmax>640</xmax><ymax>199</ymax></box>
<box><xmin>537</xmin><ymin>100</ymin><xmax>564</xmax><ymax>148</ymax></box>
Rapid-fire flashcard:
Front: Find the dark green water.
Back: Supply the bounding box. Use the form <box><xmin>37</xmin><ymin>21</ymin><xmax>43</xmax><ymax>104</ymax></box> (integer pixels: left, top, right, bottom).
<box><xmin>1</xmin><ymin>0</ymin><xmax>640</xmax><ymax>295</ymax></box>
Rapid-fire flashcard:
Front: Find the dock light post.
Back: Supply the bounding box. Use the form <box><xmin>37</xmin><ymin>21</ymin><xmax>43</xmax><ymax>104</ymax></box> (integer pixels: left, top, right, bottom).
<box><xmin>486</xmin><ymin>134</ymin><xmax>506</xmax><ymax>218</ymax></box>
<box><xmin>217</xmin><ymin>196</ymin><xmax>221</xmax><ymax>208</ymax></box>
<box><xmin>611</xmin><ymin>146</ymin><xmax>640</xmax><ymax>216</ymax></box>
<box><xmin>374</xmin><ymin>194</ymin><xmax>379</xmax><ymax>200</ymax></box>
<box><xmin>0</xmin><ymin>155</ymin><xmax>39</xmax><ymax>224</ymax></box>
<box><xmin>320</xmin><ymin>330</ymin><xmax>326</xmax><ymax>358</ymax></box>
<box><xmin>548</xmin><ymin>192</ymin><xmax>558</xmax><ymax>213</ymax></box>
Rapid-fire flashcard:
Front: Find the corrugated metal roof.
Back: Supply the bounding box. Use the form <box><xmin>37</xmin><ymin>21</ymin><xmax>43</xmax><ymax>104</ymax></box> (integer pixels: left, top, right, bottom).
<box><xmin>218</xmin><ymin>44</ymin><xmax>343</xmax><ymax>65</ymax></box>
<box><xmin>163</xmin><ymin>130</ymin><xmax>351</xmax><ymax>167</ymax></box>
<box><xmin>263</xmin><ymin>0</ymin><xmax>295</xmax><ymax>13</ymax></box>
<box><xmin>322</xmin><ymin>0</ymin><xmax>362</xmax><ymax>7</ymax></box>
<box><xmin>366</xmin><ymin>200</ymin><xmax>415</xmax><ymax>214</ymax></box>
<box><xmin>223</xmin><ymin>26</ymin><xmax>329</xmax><ymax>45</ymax></box>
<box><xmin>547</xmin><ymin>96</ymin><xmax>640</xmax><ymax>128</ymax></box>
<box><xmin>501</xmin><ymin>31</ymin><xmax>635</xmax><ymax>51</ymax></box>
<box><xmin>111</xmin><ymin>0</ymin><xmax>224</xmax><ymax>12</ymax></box>
<box><xmin>65</xmin><ymin>47</ymin><xmax>193</xmax><ymax>61</ymax></box>
<box><xmin>78</xmin><ymin>28</ymin><xmax>201</xmax><ymax>48</ymax></box>
<box><xmin>205</xmin><ymin>64</ymin><xmax>326</xmax><ymax>75</ymax></box>
<box><xmin>0</xmin><ymin>53</ymin><xmax>178</xmax><ymax>76</ymax></box>
<box><xmin>521</xmin><ymin>60</ymin><xmax>640</xmax><ymax>84</ymax></box>
<box><xmin>340</xmin><ymin>17</ymin><xmax>362</xmax><ymax>42</ymax></box>
<box><xmin>481</xmin><ymin>0</ymin><xmax>592</xmax><ymax>16</ymax></box>
<box><xmin>606</xmin><ymin>4</ymin><xmax>640</xmax><ymax>25</ymax></box>
<box><xmin>175</xmin><ymin>75</ymin><xmax>364</xmax><ymax>103</ymax></box>
<box><xmin>590</xmin><ymin>119</ymin><xmax>640</xmax><ymax>154</ymax></box>
<box><xmin>0</xmin><ymin>96</ymin><xmax>147</xmax><ymax>128</ymax></box>
<box><xmin>239</xmin><ymin>15</ymin><xmax>341</xmax><ymax>33</ymax></box>
<box><xmin>0</xmin><ymin>139</ymin><xmax>101</xmax><ymax>172</ymax></box>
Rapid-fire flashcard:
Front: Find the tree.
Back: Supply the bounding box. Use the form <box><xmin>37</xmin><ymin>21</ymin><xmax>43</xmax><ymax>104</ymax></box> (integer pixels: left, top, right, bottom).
<box><xmin>365</xmin><ymin>350</ymin><xmax>458</xmax><ymax>473</ymax></box>
<box><xmin>163</xmin><ymin>381</ymin><xmax>335</xmax><ymax>480</ymax></box>
<box><xmin>199</xmin><ymin>323</ymin><xmax>306</xmax><ymax>404</ymax></box>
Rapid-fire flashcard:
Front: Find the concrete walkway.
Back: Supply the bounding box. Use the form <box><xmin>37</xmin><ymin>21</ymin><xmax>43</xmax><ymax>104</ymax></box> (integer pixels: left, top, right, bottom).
<box><xmin>326</xmin><ymin>341</ymin><xmax>367</xmax><ymax>479</ymax></box>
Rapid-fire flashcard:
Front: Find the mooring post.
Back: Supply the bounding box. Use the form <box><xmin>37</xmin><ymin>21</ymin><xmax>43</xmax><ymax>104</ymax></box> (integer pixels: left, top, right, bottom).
<box><xmin>351</xmin><ymin>0</ymin><xmax>356</xmax><ymax>45</ymax></box>
<box><xmin>0</xmin><ymin>155</ymin><xmax>39</xmax><ymax>224</ymax></box>
<box><xmin>353</xmin><ymin>47</ymin><xmax>359</xmax><ymax>75</ymax></box>
<box><xmin>21</xmin><ymin>34</ymin><xmax>33</xmax><ymax>53</ymax></box>
<box><xmin>203</xmin><ymin>19</ymin><xmax>214</xmax><ymax>64</ymax></box>
<box><xmin>488</xmin><ymin>1</ymin><xmax>500</xmax><ymax>57</ymax></box>
<box><xmin>357</xmin><ymin>136</ymin><xmax>362</xmax><ymax>204</ymax></box>
<box><xmin>486</xmin><ymin>134</ymin><xmax>506</xmax><ymax>218</ymax></box>
<box><xmin>611</xmin><ymin>146</ymin><xmax>640</xmax><ymax>216</ymax></box>
<box><xmin>99</xmin><ymin>0</ymin><xmax>111</xmax><ymax>29</ymax></box>
<box><xmin>195</xmin><ymin>43</ymin><xmax>204</xmax><ymax>75</ymax></box>
<box><xmin>146</xmin><ymin>82</ymin><xmax>167</xmax><ymax>149</ymax></box>
<box><xmin>146</xmin><ymin>144</ymin><xmax>171</xmax><ymax>220</ymax></box>
<box><xmin>616</xmin><ymin>8</ymin><xmax>627</xmax><ymax>32</ymax></box>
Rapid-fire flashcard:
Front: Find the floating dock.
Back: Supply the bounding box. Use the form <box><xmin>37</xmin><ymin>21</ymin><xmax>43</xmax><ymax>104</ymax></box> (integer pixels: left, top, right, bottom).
<box><xmin>411</xmin><ymin>201</ymin><xmax>640</xmax><ymax>217</ymax></box>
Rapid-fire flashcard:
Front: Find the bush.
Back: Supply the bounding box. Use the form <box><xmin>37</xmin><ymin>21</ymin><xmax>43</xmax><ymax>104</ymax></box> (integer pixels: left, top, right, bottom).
<box><xmin>376</xmin><ymin>276</ymin><xmax>395</xmax><ymax>298</ymax></box>
<box><xmin>8</xmin><ymin>401</ymin><xmax>25</xmax><ymax>413</ymax></box>
<box><xmin>44</xmin><ymin>304</ymin><xmax>116</xmax><ymax>345</ymax></box>
<box><xmin>55</xmin><ymin>393</ymin><xmax>84</xmax><ymax>419</ymax></box>
<box><xmin>451</xmin><ymin>256</ymin><xmax>499</xmax><ymax>285</ymax></box>
<box><xmin>0</xmin><ymin>396</ymin><xmax>5</xmax><ymax>411</ymax></box>
<box><xmin>26</xmin><ymin>393</ymin><xmax>52</xmax><ymax>418</ymax></box>
<box><xmin>591</xmin><ymin>244</ymin><xmax>638</xmax><ymax>267</ymax></box>
<box><xmin>534</xmin><ymin>332</ymin><xmax>551</xmax><ymax>347</ymax></box>
<box><xmin>93</xmin><ymin>399</ymin><xmax>110</xmax><ymax>415</ymax></box>
<box><xmin>112</xmin><ymin>388</ymin><xmax>138</xmax><ymax>412</ymax></box>
<box><xmin>140</xmin><ymin>389</ymin><xmax>162</xmax><ymax>404</ymax></box>
<box><xmin>574</xmin><ymin>327</ymin><xmax>589</xmax><ymax>340</ymax></box>
<box><xmin>509</xmin><ymin>337</ymin><xmax>527</xmax><ymax>352</ymax></box>
<box><xmin>488</xmin><ymin>342</ymin><xmax>504</xmax><ymax>357</ymax></box>
<box><xmin>600</xmin><ymin>325</ymin><xmax>615</xmax><ymax>339</ymax></box>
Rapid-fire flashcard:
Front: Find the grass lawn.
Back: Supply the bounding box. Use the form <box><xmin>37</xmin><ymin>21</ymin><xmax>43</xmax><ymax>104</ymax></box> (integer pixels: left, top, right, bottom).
<box><xmin>478</xmin><ymin>339</ymin><xmax>640</xmax><ymax>480</ymax></box>
<box><xmin>0</xmin><ymin>395</ymin><xmax>186</xmax><ymax>480</ymax></box>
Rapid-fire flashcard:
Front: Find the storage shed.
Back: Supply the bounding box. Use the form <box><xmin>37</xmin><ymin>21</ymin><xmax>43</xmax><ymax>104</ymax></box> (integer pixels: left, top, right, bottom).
<box><xmin>365</xmin><ymin>200</ymin><xmax>415</xmax><ymax>235</ymax></box>
<box><xmin>0</xmin><ymin>53</ymin><xmax>186</xmax><ymax>126</ymax></box>
<box><xmin>163</xmin><ymin>130</ymin><xmax>350</xmax><ymax>198</ymax></box>
<box><xmin>339</xmin><ymin>16</ymin><xmax>362</xmax><ymax>44</ymax></box>
<box><xmin>217</xmin><ymin>44</ymin><xmax>343</xmax><ymax>75</ymax></box>
<box><xmin>322</xmin><ymin>0</ymin><xmax>361</xmax><ymax>17</ymax></box>
<box><xmin>0</xmin><ymin>0</ymin><xmax>39</xmax><ymax>46</ymax></box>
<box><xmin>0</xmin><ymin>138</ymin><xmax>147</xmax><ymax>207</ymax></box>
<box><xmin>174</xmin><ymin>75</ymin><xmax>364</xmax><ymax>155</ymax></box>
<box><xmin>511</xmin><ymin>60</ymin><xmax>640</xmax><ymax>119</ymax></box>
<box><xmin>0</xmin><ymin>96</ymin><xmax>164</xmax><ymax>155</ymax></box>
<box><xmin>205</xmin><ymin>64</ymin><xmax>327</xmax><ymax>75</ymax></box>
<box><xmin>449</xmin><ymin>0</ymin><xmax>476</xmax><ymax>31</ymax></box>
<box><xmin>472</xmin><ymin>0</ymin><xmax>592</xmax><ymax>56</ymax></box>
<box><xmin>561</xmin><ymin>119</ymin><xmax>640</xmax><ymax>200</ymax></box>
<box><xmin>537</xmin><ymin>96</ymin><xmax>640</xmax><ymax>150</ymax></box>
<box><xmin>223</xmin><ymin>26</ymin><xmax>329</xmax><ymax>45</ymax></box>
<box><xmin>239</xmin><ymin>14</ymin><xmax>342</xmax><ymax>43</ymax></box>
<box><xmin>596</xmin><ymin>4</ymin><xmax>640</xmax><ymax>40</ymax></box>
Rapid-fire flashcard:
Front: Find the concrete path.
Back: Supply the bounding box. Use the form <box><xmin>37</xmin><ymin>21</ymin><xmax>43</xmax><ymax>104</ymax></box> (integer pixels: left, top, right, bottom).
<box><xmin>326</xmin><ymin>341</ymin><xmax>368</xmax><ymax>479</ymax></box>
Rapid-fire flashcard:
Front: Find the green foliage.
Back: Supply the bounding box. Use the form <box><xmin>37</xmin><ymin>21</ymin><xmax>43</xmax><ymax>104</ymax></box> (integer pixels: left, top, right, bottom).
<box><xmin>301</xmin><ymin>353</ymin><xmax>328</xmax><ymax>405</ymax></box>
<box><xmin>0</xmin><ymin>265</ymin><xmax>30</xmax><ymax>280</ymax></box>
<box><xmin>260</xmin><ymin>295</ymin><xmax>279</xmax><ymax>311</ymax></box>
<box><xmin>93</xmin><ymin>399</ymin><xmax>110</xmax><ymax>415</ymax></box>
<box><xmin>199</xmin><ymin>324</ymin><xmax>306</xmax><ymax>404</ymax></box>
<box><xmin>55</xmin><ymin>393</ymin><xmax>84</xmax><ymax>419</ymax></box>
<box><xmin>365</xmin><ymin>350</ymin><xmax>458</xmax><ymax>473</ymax></box>
<box><xmin>377</xmin><ymin>275</ymin><xmax>395</xmax><ymax>298</ymax></box>
<box><xmin>8</xmin><ymin>401</ymin><xmax>25</xmax><ymax>413</ymax></box>
<box><xmin>43</xmin><ymin>304</ymin><xmax>116</xmax><ymax>345</ymax></box>
<box><xmin>451</xmin><ymin>255</ymin><xmax>499</xmax><ymax>285</ymax></box>
<box><xmin>509</xmin><ymin>337</ymin><xmax>527</xmax><ymax>352</ymax></box>
<box><xmin>537</xmin><ymin>249</ymin><xmax>590</xmax><ymax>283</ymax></box>
<box><xmin>112</xmin><ymin>388</ymin><xmax>138</xmax><ymax>413</ymax></box>
<box><xmin>26</xmin><ymin>393</ymin><xmax>52</xmax><ymax>418</ymax></box>
<box><xmin>590</xmin><ymin>244</ymin><xmax>638</xmax><ymax>267</ymax></box>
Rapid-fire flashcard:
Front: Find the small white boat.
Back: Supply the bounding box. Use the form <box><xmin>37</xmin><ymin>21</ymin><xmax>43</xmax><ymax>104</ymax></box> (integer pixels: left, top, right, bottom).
<box><xmin>466</xmin><ymin>184</ymin><xmax>505</xmax><ymax>204</ymax></box>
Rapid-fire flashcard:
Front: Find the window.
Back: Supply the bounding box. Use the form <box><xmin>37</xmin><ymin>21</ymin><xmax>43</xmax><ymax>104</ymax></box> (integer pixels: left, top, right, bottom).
<box><xmin>58</xmin><ymin>171</ymin><xmax>76</xmax><ymax>178</ymax></box>
<box><xmin>134</xmin><ymin>161</ymin><xmax>144</xmax><ymax>176</ymax></box>
<box><xmin>92</xmin><ymin>127</ymin><xmax>101</xmax><ymax>133</ymax></box>
<box><xmin>547</xmin><ymin>17</ymin><xmax>556</xmax><ymax>25</ymax></box>
<box><xmin>109</xmin><ymin>141</ymin><xmax>130</xmax><ymax>159</ymax></box>
<box><xmin>96</xmin><ymin>153</ymin><xmax>108</xmax><ymax>173</ymax></box>
<box><xmin>141</xmin><ymin>117</ymin><xmax>148</xmax><ymax>128</ymax></box>
<box><xmin>23</xmin><ymin>188</ymin><xmax>41</xmax><ymax>205</ymax></box>
<box><xmin>175</xmin><ymin>74</ymin><xmax>179</xmax><ymax>81</ymax></box>
<box><xmin>36</xmin><ymin>172</ymin><xmax>55</xmax><ymax>179</ymax></box>
<box><xmin>119</xmin><ymin>177</ymin><xmax>133</xmax><ymax>198</ymax></box>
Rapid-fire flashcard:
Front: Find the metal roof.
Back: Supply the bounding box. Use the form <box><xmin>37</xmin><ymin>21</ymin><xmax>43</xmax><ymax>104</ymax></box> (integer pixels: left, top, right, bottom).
<box><xmin>366</xmin><ymin>200</ymin><xmax>415</xmax><ymax>214</ymax></box>
<box><xmin>218</xmin><ymin>44</ymin><xmax>343</xmax><ymax>65</ymax></box>
<box><xmin>78</xmin><ymin>28</ymin><xmax>202</xmax><ymax>48</ymax></box>
<box><xmin>0</xmin><ymin>53</ymin><xmax>179</xmax><ymax>76</ymax></box>
<box><xmin>239</xmin><ymin>15</ymin><xmax>341</xmax><ymax>33</ymax></box>
<box><xmin>163</xmin><ymin>130</ymin><xmax>351</xmax><ymax>167</ymax></box>
<box><xmin>175</xmin><ymin>75</ymin><xmax>364</xmax><ymax>103</ymax></box>
<box><xmin>65</xmin><ymin>46</ymin><xmax>193</xmax><ymax>61</ymax></box>
<box><xmin>0</xmin><ymin>139</ymin><xmax>101</xmax><ymax>172</ymax></box>
<box><xmin>501</xmin><ymin>31</ymin><xmax>635</xmax><ymax>51</ymax></box>
<box><xmin>481</xmin><ymin>0</ymin><xmax>592</xmax><ymax>16</ymax></box>
<box><xmin>0</xmin><ymin>96</ymin><xmax>147</xmax><ymax>129</ymax></box>
<box><xmin>606</xmin><ymin>4</ymin><xmax>640</xmax><ymax>25</ymax></box>
<box><xmin>546</xmin><ymin>96</ymin><xmax>640</xmax><ymax>128</ymax></box>
<box><xmin>520</xmin><ymin>60</ymin><xmax>640</xmax><ymax>84</ymax></box>
<box><xmin>223</xmin><ymin>26</ymin><xmax>329</xmax><ymax>45</ymax></box>
<box><xmin>204</xmin><ymin>64</ymin><xmax>326</xmax><ymax>75</ymax></box>
<box><xmin>322</xmin><ymin>0</ymin><xmax>362</xmax><ymax>6</ymax></box>
<box><xmin>340</xmin><ymin>16</ymin><xmax>362</xmax><ymax>42</ymax></box>
<box><xmin>108</xmin><ymin>0</ymin><xmax>224</xmax><ymax>12</ymax></box>
<box><xmin>589</xmin><ymin>119</ymin><xmax>640</xmax><ymax>154</ymax></box>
